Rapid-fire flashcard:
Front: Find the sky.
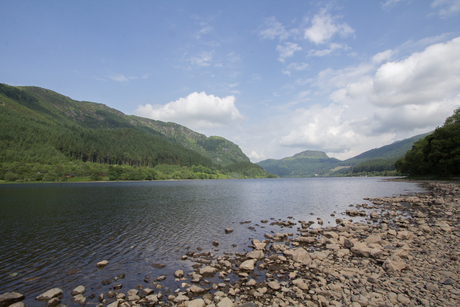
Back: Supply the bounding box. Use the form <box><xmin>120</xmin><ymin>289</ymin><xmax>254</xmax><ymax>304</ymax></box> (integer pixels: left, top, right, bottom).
<box><xmin>1</xmin><ymin>0</ymin><xmax>460</xmax><ymax>162</ymax></box>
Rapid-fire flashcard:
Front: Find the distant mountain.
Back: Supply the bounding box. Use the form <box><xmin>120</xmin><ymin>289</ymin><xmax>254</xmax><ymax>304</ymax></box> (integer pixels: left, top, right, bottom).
<box><xmin>257</xmin><ymin>150</ymin><xmax>340</xmax><ymax>177</ymax></box>
<box><xmin>257</xmin><ymin>133</ymin><xmax>431</xmax><ymax>177</ymax></box>
<box><xmin>0</xmin><ymin>84</ymin><xmax>249</xmax><ymax>167</ymax></box>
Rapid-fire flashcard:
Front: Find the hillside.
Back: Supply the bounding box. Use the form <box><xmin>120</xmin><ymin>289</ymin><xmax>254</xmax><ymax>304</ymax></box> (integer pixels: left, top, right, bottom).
<box><xmin>257</xmin><ymin>133</ymin><xmax>430</xmax><ymax>177</ymax></box>
<box><xmin>0</xmin><ymin>83</ymin><xmax>273</xmax><ymax>181</ymax></box>
<box><xmin>257</xmin><ymin>150</ymin><xmax>340</xmax><ymax>177</ymax></box>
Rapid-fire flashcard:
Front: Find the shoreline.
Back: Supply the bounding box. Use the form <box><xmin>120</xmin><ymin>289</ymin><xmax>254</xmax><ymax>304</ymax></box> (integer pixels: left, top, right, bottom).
<box><xmin>1</xmin><ymin>180</ymin><xmax>459</xmax><ymax>307</ymax></box>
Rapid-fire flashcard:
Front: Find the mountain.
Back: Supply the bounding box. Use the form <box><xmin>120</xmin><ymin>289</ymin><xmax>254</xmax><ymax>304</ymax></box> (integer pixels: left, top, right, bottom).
<box><xmin>257</xmin><ymin>150</ymin><xmax>340</xmax><ymax>177</ymax></box>
<box><xmin>0</xmin><ymin>83</ymin><xmax>274</xmax><ymax>181</ymax></box>
<box><xmin>257</xmin><ymin>133</ymin><xmax>430</xmax><ymax>177</ymax></box>
<box><xmin>0</xmin><ymin>84</ymin><xmax>249</xmax><ymax>167</ymax></box>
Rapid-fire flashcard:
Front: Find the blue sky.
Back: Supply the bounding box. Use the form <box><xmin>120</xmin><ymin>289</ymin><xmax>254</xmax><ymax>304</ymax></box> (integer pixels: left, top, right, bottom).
<box><xmin>2</xmin><ymin>0</ymin><xmax>460</xmax><ymax>161</ymax></box>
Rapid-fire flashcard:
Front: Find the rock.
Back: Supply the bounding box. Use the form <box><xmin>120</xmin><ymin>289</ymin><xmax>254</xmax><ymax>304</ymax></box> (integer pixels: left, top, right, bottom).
<box><xmin>295</xmin><ymin>236</ymin><xmax>316</xmax><ymax>244</ymax></box>
<box><xmin>141</xmin><ymin>288</ymin><xmax>154</xmax><ymax>296</ymax></box>
<box><xmin>284</xmin><ymin>247</ymin><xmax>311</xmax><ymax>264</ymax></box>
<box><xmin>107</xmin><ymin>300</ymin><xmax>119</xmax><ymax>307</ymax></box>
<box><xmin>212</xmin><ymin>240</ymin><xmax>219</xmax><ymax>247</ymax></box>
<box><xmin>127</xmin><ymin>289</ymin><xmax>138</xmax><ymax>296</ymax></box>
<box><xmin>191</xmin><ymin>273</ymin><xmax>203</xmax><ymax>283</ymax></box>
<box><xmin>246</xmin><ymin>279</ymin><xmax>257</xmax><ymax>286</ymax></box>
<box><xmin>46</xmin><ymin>298</ymin><xmax>60</xmax><ymax>307</ymax></box>
<box><xmin>383</xmin><ymin>255</ymin><xmax>407</xmax><ymax>274</ymax></box>
<box><xmin>268</xmin><ymin>281</ymin><xmax>281</xmax><ymax>290</ymax></box>
<box><xmin>174</xmin><ymin>269</ymin><xmax>184</xmax><ymax>278</ymax></box>
<box><xmin>36</xmin><ymin>288</ymin><xmax>63</xmax><ymax>301</ymax></box>
<box><xmin>154</xmin><ymin>275</ymin><xmax>166</xmax><ymax>281</ymax></box>
<box><xmin>246</xmin><ymin>250</ymin><xmax>264</xmax><ymax>259</ymax></box>
<box><xmin>292</xmin><ymin>279</ymin><xmax>309</xmax><ymax>291</ymax></box>
<box><xmin>370</xmin><ymin>211</ymin><xmax>379</xmax><ymax>219</ymax></box>
<box><xmin>217</xmin><ymin>297</ymin><xmax>233</xmax><ymax>307</ymax></box>
<box><xmin>224</xmin><ymin>228</ymin><xmax>233</xmax><ymax>234</ymax></box>
<box><xmin>173</xmin><ymin>294</ymin><xmax>189</xmax><ymax>303</ymax></box>
<box><xmin>113</xmin><ymin>284</ymin><xmax>123</xmax><ymax>290</ymax></box>
<box><xmin>0</xmin><ymin>292</ymin><xmax>25</xmax><ymax>307</ymax></box>
<box><xmin>239</xmin><ymin>259</ymin><xmax>256</xmax><ymax>271</ymax></box>
<box><xmin>96</xmin><ymin>260</ymin><xmax>109</xmax><ymax>268</ymax></box>
<box><xmin>9</xmin><ymin>303</ymin><xmax>25</xmax><ymax>307</ymax></box>
<box><xmin>71</xmin><ymin>285</ymin><xmax>85</xmax><ymax>296</ymax></box>
<box><xmin>188</xmin><ymin>285</ymin><xmax>206</xmax><ymax>294</ymax></box>
<box><xmin>365</xmin><ymin>234</ymin><xmax>381</xmax><ymax>244</ymax></box>
<box><xmin>397</xmin><ymin>293</ymin><xmax>411</xmax><ymax>305</ymax></box>
<box><xmin>145</xmin><ymin>294</ymin><xmax>159</xmax><ymax>303</ymax></box>
<box><xmin>200</xmin><ymin>266</ymin><xmax>218</xmax><ymax>276</ymax></box>
<box><xmin>101</xmin><ymin>278</ymin><xmax>112</xmax><ymax>285</ymax></box>
<box><xmin>435</xmin><ymin>221</ymin><xmax>452</xmax><ymax>232</ymax></box>
<box><xmin>253</xmin><ymin>242</ymin><xmax>266</xmax><ymax>250</ymax></box>
<box><xmin>397</xmin><ymin>231</ymin><xmax>413</xmax><ymax>240</ymax></box>
<box><xmin>71</xmin><ymin>294</ymin><xmax>86</xmax><ymax>305</ymax></box>
<box><xmin>188</xmin><ymin>298</ymin><xmax>205</xmax><ymax>307</ymax></box>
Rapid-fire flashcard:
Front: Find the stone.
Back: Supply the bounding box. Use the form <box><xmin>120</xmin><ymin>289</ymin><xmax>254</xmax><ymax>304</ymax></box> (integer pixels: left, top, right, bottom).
<box><xmin>191</xmin><ymin>272</ymin><xmax>203</xmax><ymax>283</ymax></box>
<box><xmin>283</xmin><ymin>247</ymin><xmax>311</xmax><ymax>263</ymax></box>
<box><xmin>9</xmin><ymin>303</ymin><xmax>25</xmax><ymax>307</ymax></box>
<box><xmin>107</xmin><ymin>300</ymin><xmax>119</xmax><ymax>307</ymax></box>
<box><xmin>71</xmin><ymin>294</ymin><xmax>86</xmax><ymax>305</ymax></box>
<box><xmin>141</xmin><ymin>288</ymin><xmax>154</xmax><ymax>296</ymax></box>
<box><xmin>96</xmin><ymin>260</ymin><xmax>109</xmax><ymax>268</ymax></box>
<box><xmin>253</xmin><ymin>242</ymin><xmax>266</xmax><ymax>250</ymax></box>
<box><xmin>225</xmin><ymin>228</ymin><xmax>233</xmax><ymax>234</ymax></box>
<box><xmin>268</xmin><ymin>281</ymin><xmax>281</xmax><ymax>290</ymax></box>
<box><xmin>145</xmin><ymin>294</ymin><xmax>159</xmax><ymax>303</ymax></box>
<box><xmin>365</xmin><ymin>234</ymin><xmax>381</xmax><ymax>244</ymax></box>
<box><xmin>127</xmin><ymin>289</ymin><xmax>138</xmax><ymax>296</ymax></box>
<box><xmin>239</xmin><ymin>259</ymin><xmax>256</xmax><ymax>271</ymax></box>
<box><xmin>173</xmin><ymin>294</ymin><xmax>189</xmax><ymax>303</ymax></box>
<box><xmin>188</xmin><ymin>285</ymin><xmax>206</xmax><ymax>294</ymax></box>
<box><xmin>397</xmin><ymin>293</ymin><xmax>411</xmax><ymax>305</ymax></box>
<box><xmin>294</xmin><ymin>236</ymin><xmax>316</xmax><ymax>244</ymax></box>
<box><xmin>174</xmin><ymin>269</ymin><xmax>184</xmax><ymax>278</ymax></box>
<box><xmin>246</xmin><ymin>250</ymin><xmax>264</xmax><ymax>259</ymax></box>
<box><xmin>200</xmin><ymin>266</ymin><xmax>218</xmax><ymax>276</ymax></box>
<box><xmin>246</xmin><ymin>279</ymin><xmax>257</xmax><ymax>286</ymax></box>
<box><xmin>36</xmin><ymin>288</ymin><xmax>64</xmax><ymax>301</ymax></box>
<box><xmin>46</xmin><ymin>298</ymin><xmax>60</xmax><ymax>307</ymax></box>
<box><xmin>292</xmin><ymin>279</ymin><xmax>309</xmax><ymax>291</ymax></box>
<box><xmin>217</xmin><ymin>297</ymin><xmax>233</xmax><ymax>307</ymax></box>
<box><xmin>397</xmin><ymin>231</ymin><xmax>413</xmax><ymax>240</ymax></box>
<box><xmin>71</xmin><ymin>285</ymin><xmax>85</xmax><ymax>296</ymax></box>
<box><xmin>370</xmin><ymin>211</ymin><xmax>379</xmax><ymax>219</ymax></box>
<box><xmin>383</xmin><ymin>255</ymin><xmax>407</xmax><ymax>273</ymax></box>
<box><xmin>188</xmin><ymin>299</ymin><xmax>205</xmax><ymax>307</ymax></box>
<box><xmin>0</xmin><ymin>292</ymin><xmax>25</xmax><ymax>307</ymax></box>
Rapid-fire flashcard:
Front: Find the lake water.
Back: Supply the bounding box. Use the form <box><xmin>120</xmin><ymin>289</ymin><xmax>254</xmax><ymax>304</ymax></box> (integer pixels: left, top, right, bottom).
<box><xmin>0</xmin><ymin>177</ymin><xmax>426</xmax><ymax>306</ymax></box>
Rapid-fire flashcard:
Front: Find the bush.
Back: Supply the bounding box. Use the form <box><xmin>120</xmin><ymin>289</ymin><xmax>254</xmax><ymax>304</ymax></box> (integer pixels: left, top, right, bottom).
<box><xmin>4</xmin><ymin>172</ymin><xmax>20</xmax><ymax>181</ymax></box>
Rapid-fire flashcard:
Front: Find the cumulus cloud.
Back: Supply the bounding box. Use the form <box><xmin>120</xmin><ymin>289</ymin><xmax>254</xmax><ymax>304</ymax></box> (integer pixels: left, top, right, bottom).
<box><xmin>194</xmin><ymin>21</ymin><xmax>213</xmax><ymax>39</ymax></box>
<box><xmin>303</xmin><ymin>9</ymin><xmax>354</xmax><ymax>44</ymax></box>
<box><xmin>275</xmin><ymin>36</ymin><xmax>460</xmax><ymax>158</ymax></box>
<box><xmin>109</xmin><ymin>73</ymin><xmax>129</xmax><ymax>82</ymax></box>
<box><xmin>307</xmin><ymin>43</ymin><xmax>348</xmax><ymax>57</ymax></box>
<box><xmin>134</xmin><ymin>92</ymin><xmax>245</xmax><ymax>130</ymax></box>
<box><xmin>276</xmin><ymin>42</ymin><xmax>302</xmax><ymax>62</ymax></box>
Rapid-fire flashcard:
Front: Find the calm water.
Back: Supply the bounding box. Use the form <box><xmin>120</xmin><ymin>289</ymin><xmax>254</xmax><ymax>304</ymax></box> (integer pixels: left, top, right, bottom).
<box><xmin>0</xmin><ymin>177</ymin><xmax>426</xmax><ymax>305</ymax></box>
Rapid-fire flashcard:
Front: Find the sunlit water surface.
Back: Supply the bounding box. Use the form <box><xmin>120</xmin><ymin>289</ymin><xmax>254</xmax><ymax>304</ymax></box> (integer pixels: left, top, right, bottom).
<box><xmin>0</xmin><ymin>177</ymin><xmax>426</xmax><ymax>306</ymax></box>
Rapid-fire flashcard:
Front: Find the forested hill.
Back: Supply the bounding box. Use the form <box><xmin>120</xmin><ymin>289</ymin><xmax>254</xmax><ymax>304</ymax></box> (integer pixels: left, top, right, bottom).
<box><xmin>0</xmin><ymin>83</ymin><xmax>275</xmax><ymax>181</ymax></box>
<box><xmin>0</xmin><ymin>83</ymin><xmax>249</xmax><ymax>166</ymax></box>
<box><xmin>257</xmin><ymin>133</ymin><xmax>430</xmax><ymax>177</ymax></box>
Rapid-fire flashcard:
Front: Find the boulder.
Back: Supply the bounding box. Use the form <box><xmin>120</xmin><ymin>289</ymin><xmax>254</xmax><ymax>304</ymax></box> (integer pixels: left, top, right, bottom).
<box><xmin>36</xmin><ymin>288</ymin><xmax>63</xmax><ymax>301</ymax></box>
<box><xmin>71</xmin><ymin>294</ymin><xmax>86</xmax><ymax>305</ymax></box>
<box><xmin>71</xmin><ymin>285</ymin><xmax>85</xmax><ymax>296</ymax></box>
<box><xmin>217</xmin><ymin>297</ymin><xmax>234</xmax><ymax>307</ymax></box>
<box><xmin>188</xmin><ymin>285</ymin><xmax>207</xmax><ymax>294</ymax></box>
<box><xmin>0</xmin><ymin>292</ymin><xmax>25</xmax><ymax>307</ymax></box>
<box><xmin>239</xmin><ymin>259</ymin><xmax>256</xmax><ymax>271</ymax></box>
<box><xmin>188</xmin><ymin>298</ymin><xmax>205</xmax><ymax>307</ymax></box>
<box><xmin>284</xmin><ymin>247</ymin><xmax>311</xmax><ymax>264</ymax></box>
<box><xmin>246</xmin><ymin>250</ymin><xmax>264</xmax><ymax>259</ymax></box>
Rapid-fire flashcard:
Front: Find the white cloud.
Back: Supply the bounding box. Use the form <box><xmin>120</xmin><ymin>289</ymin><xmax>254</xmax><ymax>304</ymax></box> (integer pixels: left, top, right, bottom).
<box><xmin>259</xmin><ymin>17</ymin><xmax>298</xmax><ymax>41</ymax></box>
<box><xmin>431</xmin><ymin>0</ymin><xmax>460</xmax><ymax>16</ymax></box>
<box><xmin>276</xmin><ymin>42</ymin><xmax>302</xmax><ymax>62</ymax></box>
<box><xmin>227</xmin><ymin>52</ymin><xmax>241</xmax><ymax>63</ymax></box>
<box><xmin>134</xmin><ymin>92</ymin><xmax>245</xmax><ymax>130</ymax></box>
<box><xmin>283</xmin><ymin>62</ymin><xmax>309</xmax><ymax>76</ymax></box>
<box><xmin>194</xmin><ymin>22</ymin><xmax>213</xmax><ymax>39</ymax></box>
<box><xmin>303</xmin><ymin>9</ymin><xmax>354</xmax><ymax>44</ymax></box>
<box><xmin>109</xmin><ymin>73</ymin><xmax>129</xmax><ymax>82</ymax></box>
<box><xmin>271</xmin><ymin>36</ymin><xmax>460</xmax><ymax>159</ymax></box>
<box><xmin>307</xmin><ymin>43</ymin><xmax>348</xmax><ymax>57</ymax></box>
<box><xmin>189</xmin><ymin>51</ymin><xmax>213</xmax><ymax>67</ymax></box>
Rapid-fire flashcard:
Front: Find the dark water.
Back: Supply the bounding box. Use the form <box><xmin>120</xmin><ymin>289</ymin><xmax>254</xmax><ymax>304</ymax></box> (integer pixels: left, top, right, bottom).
<box><xmin>0</xmin><ymin>177</ymin><xmax>426</xmax><ymax>305</ymax></box>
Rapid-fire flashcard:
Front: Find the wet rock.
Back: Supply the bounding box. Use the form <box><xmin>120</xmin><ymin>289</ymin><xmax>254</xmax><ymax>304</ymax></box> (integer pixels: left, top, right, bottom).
<box><xmin>154</xmin><ymin>275</ymin><xmax>166</xmax><ymax>282</ymax></box>
<box><xmin>225</xmin><ymin>228</ymin><xmax>233</xmax><ymax>234</ymax></box>
<box><xmin>9</xmin><ymin>303</ymin><xmax>25</xmax><ymax>307</ymax></box>
<box><xmin>188</xmin><ymin>285</ymin><xmax>207</xmax><ymax>294</ymax></box>
<box><xmin>0</xmin><ymin>292</ymin><xmax>25</xmax><ymax>307</ymax></box>
<box><xmin>173</xmin><ymin>294</ymin><xmax>189</xmax><ymax>303</ymax></box>
<box><xmin>174</xmin><ymin>270</ymin><xmax>184</xmax><ymax>278</ymax></box>
<box><xmin>46</xmin><ymin>298</ymin><xmax>60</xmax><ymax>307</ymax></box>
<box><xmin>212</xmin><ymin>240</ymin><xmax>219</xmax><ymax>247</ymax></box>
<box><xmin>188</xmin><ymin>298</ymin><xmax>205</xmax><ymax>307</ymax></box>
<box><xmin>113</xmin><ymin>284</ymin><xmax>123</xmax><ymax>290</ymax></box>
<box><xmin>96</xmin><ymin>260</ymin><xmax>109</xmax><ymax>268</ymax></box>
<box><xmin>267</xmin><ymin>281</ymin><xmax>280</xmax><ymax>290</ymax></box>
<box><xmin>217</xmin><ymin>297</ymin><xmax>233</xmax><ymax>307</ymax></box>
<box><xmin>36</xmin><ymin>288</ymin><xmax>63</xmax><ymax>301</ymax></box>
<box><xmin>71</xmin><ymin>286</ymin><xmax>85</xmax><ymax>296</ymax></box>
<box><xmin>246</xmin><ymin>250</ymin><xmax>264</xmax><ymax>259</ymax></box>
<box><xmin>71</xmin><ymin>294</ymin><xmax>86</xmax><ymax>305</ymax></box>
<box><xmin>101</xmin><ymin>278</ymin><xmax>112</xmax><ymax>286</ymax></box>
<box><xmin>239</xmin><ymin>259</ymin><xmax>256</xmax><ymax>271</ymax></box>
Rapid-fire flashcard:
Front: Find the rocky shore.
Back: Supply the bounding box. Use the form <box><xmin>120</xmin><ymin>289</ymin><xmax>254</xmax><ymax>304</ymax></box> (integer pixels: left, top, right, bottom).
<box><xmin>1</xmin><ymin>181</ymin><xmax>459</xmax><ymax>307</ymax></box>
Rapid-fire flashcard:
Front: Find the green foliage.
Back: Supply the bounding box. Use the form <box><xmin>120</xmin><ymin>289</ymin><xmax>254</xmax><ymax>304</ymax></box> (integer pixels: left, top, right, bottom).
<box><xmin>395</xmin><ymin>108</ymin><xmax>460</xmax><ymax>177</ymax></box>
<box><xmin>352</xmin><ymin>158</ymin><xmax>397</xmax><ymax>173</ymax></box>
<box><xmin>224</xmin><ymin>162</ymin><xmax>278</xmax><ymax>179</ymax></box>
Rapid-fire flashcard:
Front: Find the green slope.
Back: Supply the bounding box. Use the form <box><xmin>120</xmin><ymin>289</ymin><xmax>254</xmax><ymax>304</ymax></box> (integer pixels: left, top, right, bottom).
<box><xmin>257</xmin><ymin>133</ymin><xmax>431</xmax><ymax>177</ymax></box>
<box><xmin>0</xmin><ymin>84</ymin><xmax>249</xmax><ymax>167</ymax></box>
